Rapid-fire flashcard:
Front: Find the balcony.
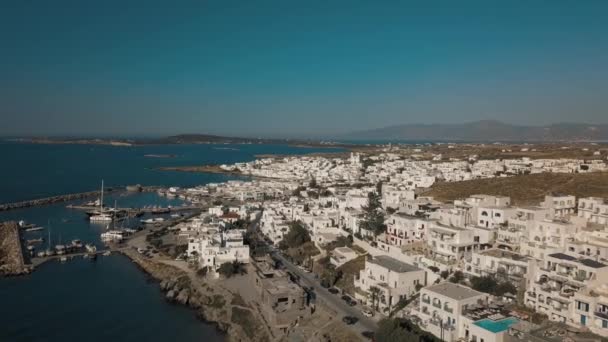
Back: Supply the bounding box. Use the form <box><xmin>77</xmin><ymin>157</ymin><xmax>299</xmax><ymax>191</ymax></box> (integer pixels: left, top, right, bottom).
<box><xmin>444</xmin><ymin>306</ymin><xmax>454</xmax><ymax>314</ymax></box>
<box><xmin>422</xmin><ymin>297</ymin><xmax>430</xmax><ymax>304</ymax></box>
<box><xmin>432</xmin><ymin>302</ymin><xmax>442</xmax><ymax>309</ymax></box>
<box><xmin>595</xmin><ymin>311</ymin><xmax>608</xmax><ymax>320</ymax></box>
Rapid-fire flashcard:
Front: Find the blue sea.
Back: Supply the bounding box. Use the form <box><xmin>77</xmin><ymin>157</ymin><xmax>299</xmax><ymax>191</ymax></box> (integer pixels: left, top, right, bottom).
<box><xmin>0</xmin><ymin>141</ymin><xmax>341</xmax><ymax>203</ymax></box>
<box><xmin>0</xmin><ymin>142</ymin><xmax>343</xmax><ymax>342</ymax></box>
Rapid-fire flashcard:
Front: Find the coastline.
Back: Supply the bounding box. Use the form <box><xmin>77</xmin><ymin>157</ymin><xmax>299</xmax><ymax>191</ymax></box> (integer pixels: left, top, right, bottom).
<box><xmin>119</xmin><ymin>248</ymin><xmax>270</xmax><ymax>342</ymax></box>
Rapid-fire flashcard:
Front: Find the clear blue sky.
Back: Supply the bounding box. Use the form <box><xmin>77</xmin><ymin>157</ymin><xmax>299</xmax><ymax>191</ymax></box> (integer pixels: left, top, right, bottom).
<box><xmin>1</xmin><ymin>1</ymin><xmax>607</xmax><ymax>137</ymax></box>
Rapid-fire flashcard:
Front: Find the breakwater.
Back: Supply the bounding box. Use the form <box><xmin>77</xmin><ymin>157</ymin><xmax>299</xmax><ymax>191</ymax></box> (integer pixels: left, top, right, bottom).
<box><xmin>0</xmin><ymin>186</ymin><xmax>163</xmax><ymax>212</ymax></box>
<box><xmin>0</xmin><ymin>221</ymin><xmax>31</xmax><ymax>276</ymax></box>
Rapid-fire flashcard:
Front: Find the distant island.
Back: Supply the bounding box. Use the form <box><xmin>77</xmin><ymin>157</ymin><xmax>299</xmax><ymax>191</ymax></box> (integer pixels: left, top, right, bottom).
<box><xmin>9</xmin><ymin>134</ymin><xmax>346</xmax><ymax>148</ymax></box>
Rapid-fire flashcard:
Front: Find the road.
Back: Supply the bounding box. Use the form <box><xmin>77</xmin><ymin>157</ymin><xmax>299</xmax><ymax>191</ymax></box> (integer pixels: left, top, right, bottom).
<box><xmin>252</xmin><ymin>231</ymin><xmax>378</xmax><ymax>340</ymax></box>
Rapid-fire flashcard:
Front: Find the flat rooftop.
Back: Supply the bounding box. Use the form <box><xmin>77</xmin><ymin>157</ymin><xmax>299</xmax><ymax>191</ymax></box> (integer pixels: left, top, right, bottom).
<box><xmin>549</xmin><ymin>253</ymin><xmax>607</xmax><ymax>268</ymax></box>
<box><xmin>425</xmin><ymin>282</ymin><xmax>485</xmax><ymax>301</ymax></box>
<box><xmin>480</xmin><ymin>249</ymin><xmax>528</xmax><ymax>262</ymax></box>
<box><xmin>369</xmin><ymin>255</ymin><xmax>420</xmax><ymax>273</ymax></box>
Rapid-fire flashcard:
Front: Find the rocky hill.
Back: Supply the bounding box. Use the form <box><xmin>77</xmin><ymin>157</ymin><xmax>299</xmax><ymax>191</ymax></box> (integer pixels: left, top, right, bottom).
<box><xmin>345</xmin><ymin>120</ymin><xmax>608</xmax><ymax>142</ymax></box>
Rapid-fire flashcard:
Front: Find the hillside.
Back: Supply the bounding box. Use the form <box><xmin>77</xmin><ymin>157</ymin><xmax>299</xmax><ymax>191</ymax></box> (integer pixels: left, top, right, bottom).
<box><xmin>424</xmin><ymin>172</ymin><xmax>608</xmax><ymax>205</ymax></box>
<box><xmin>345</xmin><ymin>120</ymin><xmax>608</xmax><ymax>142</ymax></box>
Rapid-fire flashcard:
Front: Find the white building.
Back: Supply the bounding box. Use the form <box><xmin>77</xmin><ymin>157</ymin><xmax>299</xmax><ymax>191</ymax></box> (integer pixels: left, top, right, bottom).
<box><xmin>416</xmin><ymin>282</ymin><xmax>489</xmax><ymax>342</ymax></box>
<box><xmin>354</xmin><ymin>255</ymin><xmax>425</xmax><ymax>313</ymax></box>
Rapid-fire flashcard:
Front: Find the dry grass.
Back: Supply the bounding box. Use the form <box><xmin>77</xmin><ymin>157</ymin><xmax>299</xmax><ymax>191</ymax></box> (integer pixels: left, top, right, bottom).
<box><xmin>285</xmin><ymin>241</ymin><xmax>320</xmax><ymax>265</ymax></box>
<box><xmin>335</xmin><ymin>256</ymin><xmax>367</xmax><ymax>295</ymax></box>
<box><xmin>424</xmin><ymin>172</ymin><xmax>608</xmax><ymax>205</ymax></box>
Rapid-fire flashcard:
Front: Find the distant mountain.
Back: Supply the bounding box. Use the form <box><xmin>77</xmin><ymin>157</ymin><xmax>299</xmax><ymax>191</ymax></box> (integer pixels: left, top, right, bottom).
<box><xmin>343</xmin><ymin>120</ymin><xmax>608</xmax><ymax>142</ymax></box>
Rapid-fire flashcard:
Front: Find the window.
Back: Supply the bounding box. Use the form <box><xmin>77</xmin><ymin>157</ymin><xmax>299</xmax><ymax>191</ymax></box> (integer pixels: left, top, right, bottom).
<box><xmin>577</xmin><ymin>301</ymin><xmax>590</xmax><ymax>312</ymax></box>
<box><xmin>603</xmin><ymin>320</ymin><xmax>608</xmax><ymax>329</ymax></box>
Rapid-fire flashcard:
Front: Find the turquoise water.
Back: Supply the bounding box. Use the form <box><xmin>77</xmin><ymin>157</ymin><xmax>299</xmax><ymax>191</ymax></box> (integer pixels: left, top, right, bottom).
<box><xmin>474</xmin><ymin>317</ymin><xmax>518</xmax><ymax>333</ymax></box>
<box><xmin>0</xmin><ymin>142</ymin><xmax>343</xmax><ymax>342</ymax></box>
<box><xmin>0</xmin><ymin>142</ymin><xmax>343</xmax><ymax>203</ymax></box>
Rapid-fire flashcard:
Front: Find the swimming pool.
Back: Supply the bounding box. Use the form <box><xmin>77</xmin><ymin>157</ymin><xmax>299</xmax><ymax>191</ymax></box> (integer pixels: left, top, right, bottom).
<box><xmin>474</xmin><ymin>317</ymin><xmax>519</xmax><ymax>333</ymax></box>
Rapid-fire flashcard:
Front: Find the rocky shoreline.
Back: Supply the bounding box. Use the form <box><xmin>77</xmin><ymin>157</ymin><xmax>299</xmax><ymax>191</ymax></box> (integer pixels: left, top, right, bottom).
<box><xmin>120</xmin><ymin>249</ymin><xmax>270</xmax><ymax>342</ymax></box>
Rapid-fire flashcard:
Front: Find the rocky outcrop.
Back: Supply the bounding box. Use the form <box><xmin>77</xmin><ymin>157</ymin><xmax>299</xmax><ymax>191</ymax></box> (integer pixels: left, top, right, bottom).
<box><xmin>177</xmin><ymin>289</ymin><xmax>190</xmax><ymax>305</ymax></box>
<box><xmin>120</xmin><ymin>249</ymin><xmax>270</xmax><ymax>342</ymax></box>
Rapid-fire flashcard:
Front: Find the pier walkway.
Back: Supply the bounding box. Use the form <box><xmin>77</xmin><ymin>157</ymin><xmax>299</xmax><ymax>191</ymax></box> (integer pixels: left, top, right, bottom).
<box><xmin>30</xmin><ymin>247</ymin><xmax>127</xmax><ymax>266</ymax></box>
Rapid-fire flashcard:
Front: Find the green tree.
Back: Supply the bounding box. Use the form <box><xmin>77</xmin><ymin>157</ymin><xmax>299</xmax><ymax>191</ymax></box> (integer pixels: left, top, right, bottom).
<box><xmin>278</xmin><ymin>221</ymin><xmax>311</xmax><ymax>250</ymax></box>
<box><xmin>471</xmin><ymin>276</ymin><xmax>499</xmax><ymax>294</ymax></box>
<box><xmin>218</xmin><ymin>261</ymin><xmax>246</xmax><ymax>278</ymax></box>
<box><xmin>449</xmin><ymin>270</ymin><xmax>465</xmax><ymax>284</ymax></box>
<box><xmin>369</xmin><ymin>286</ymin><xmax>382</xmax><ymax>311</ymax></box>
<box><xmin>359</xmin><ymin>191</ymin><xmax>387</xmax><ymax>236</ymax></box>
<box><xmin>376</xmin><ymin>318</ymin><xmax>441</xmax><ymax>342</ymax></box>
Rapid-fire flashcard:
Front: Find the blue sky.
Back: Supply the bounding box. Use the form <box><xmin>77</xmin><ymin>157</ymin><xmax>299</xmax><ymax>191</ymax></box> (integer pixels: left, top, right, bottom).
<box><xmin>1</xmin><ymin>1</ymin><xmax>607</xmax><ymax>137</ymax></box>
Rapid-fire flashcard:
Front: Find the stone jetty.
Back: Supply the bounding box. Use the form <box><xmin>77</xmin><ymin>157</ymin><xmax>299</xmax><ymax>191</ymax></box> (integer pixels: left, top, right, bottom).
<box><xmin>0</xmin><ymin>185</ymin><xmax>163</xmax><ymax>212</ymax></box>
<box><xmin>0</xmin><ymin>191</ymin><xmax>102</xmax><ymax>212</ymax></box>
<box><xmin>0</xmin><ymin>221</ymin><xmax>31</xmax><ymax>276</ymax></box>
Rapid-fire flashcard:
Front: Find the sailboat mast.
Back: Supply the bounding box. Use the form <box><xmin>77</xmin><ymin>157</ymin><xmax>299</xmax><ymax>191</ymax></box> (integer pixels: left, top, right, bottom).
<box><xmin>100</xmin><ymin>180</ymin><xmax>104</xmax><ymax>212</ymax></box>
<box><xmin>48</xmin><ymin>221</ymin><xmax>51</xmax><ymax>250</ymax></box>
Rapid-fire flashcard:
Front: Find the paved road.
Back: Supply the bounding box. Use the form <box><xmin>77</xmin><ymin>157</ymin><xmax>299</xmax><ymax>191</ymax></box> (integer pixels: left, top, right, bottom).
<box><xmin>266</xmin><ymin>243</ymin><xmax>378</xmax><ymax>338</ymax></box>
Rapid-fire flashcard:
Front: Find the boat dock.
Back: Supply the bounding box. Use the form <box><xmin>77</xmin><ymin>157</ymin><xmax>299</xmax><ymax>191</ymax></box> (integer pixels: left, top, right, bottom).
<box><xmin>65</xmin><ymin>204</ymin><xmax>201</xmax><ymax>214</ymax></box>
<box><xmin>30</xmin><ymin>247</ymin><xmax>125</xmax><ymax>266</ymax></box>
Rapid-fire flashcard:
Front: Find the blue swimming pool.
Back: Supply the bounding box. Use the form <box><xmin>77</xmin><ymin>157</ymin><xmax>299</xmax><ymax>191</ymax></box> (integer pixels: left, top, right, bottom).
<box><xmin>474</xmin><ymin>317</ymin><xmax>519</xmax><ymax>333</ymax></box>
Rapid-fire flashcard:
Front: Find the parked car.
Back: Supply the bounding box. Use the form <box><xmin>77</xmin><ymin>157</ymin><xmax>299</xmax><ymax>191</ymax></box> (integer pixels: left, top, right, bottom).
<box><xmin>361</xmin><ymin>331</ymin><xmax>375</xmax><ymax>340</ymax></box>
<box><xmin>342</xmin><ymin>316</ymin><xmax>358</xmax><ymax>325</ymax></box>
<box><xmin>328</xmin><ymin>288</ymin><xmax>340</xmax><ymax>294</ymax></box>
<box><xmin>362</xmin><ymin>308</ymin><xmax>374</xmax><ymax>317</ymax></box>
<box><xmin>341</xmin><ymin>295</ymin><xmax>352</xmax><ymax>302</ymax></box>
<box><xmin>347</xmin><ymin>299</ymin><xmax>357</xmax><ymax>306</ymax></box>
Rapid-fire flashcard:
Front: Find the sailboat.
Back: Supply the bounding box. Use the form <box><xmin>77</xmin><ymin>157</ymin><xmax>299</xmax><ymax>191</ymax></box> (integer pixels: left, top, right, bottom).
<box><xmin>90</xmin><ymin>180</ymin><xmax>113</xmax><ymax>222</ymax></box>
<box><xmin>45</xmin><ymin>225</ymin><xmax>55</xmax><ymax>257</ymax></box>
<box><xmin>101</xmin><ymin>213</ymin><xmax>124</xmax><ymax>243</ymax></box>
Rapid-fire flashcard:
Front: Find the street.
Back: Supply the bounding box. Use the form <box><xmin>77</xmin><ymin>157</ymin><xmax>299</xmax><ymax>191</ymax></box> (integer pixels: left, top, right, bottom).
<box><xmin>269</xmin><ymin>244</ymin><xmax>378</xmax><ymax>336</ymax></box>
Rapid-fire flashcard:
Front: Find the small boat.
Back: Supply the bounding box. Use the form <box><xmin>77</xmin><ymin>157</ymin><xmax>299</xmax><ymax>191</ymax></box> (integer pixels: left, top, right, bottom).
<box><xmin>101</xmin><ymin>230</ymin><xmax>124</xmax><ymax>242</ymax></box>
<box><xmin>27</xmin><ymin>238</ymin><xmax>44</xmax><ymax>245</ymax></box>
<box><xmin>90</xmin><ymin>212</ymin><xmax>113</xmax><ymax>222</ymax></box>
<box><xmin>60</xmin><ymin>256</ymin><xmax>68</xmax><ymax>263</ymax></box>
<box><xmin>25</xmin><ymin>226</ymin><xmax>45</xmax><ymax>232</ymax></box>
<box><xmin>102</xmin><ymin>251</ymin><xmax>111</xmax><ymax>256</ymax></box>
<box><xmin>85</xmin><ymin>244</ymin><xmax>97</xmax><ymax>253</ymax></box>
<box><xmin>55</xmin><ymin>245</ymin><xmax>66</xmax><ymax>255</ymax></box>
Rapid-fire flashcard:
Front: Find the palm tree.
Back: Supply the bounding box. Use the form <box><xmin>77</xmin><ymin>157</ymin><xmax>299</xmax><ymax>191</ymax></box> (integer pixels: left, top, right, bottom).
<box><xmin>368</xmin><ymin>286</ymin><xmax>381</xmax><ymax>311</ymax></box>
